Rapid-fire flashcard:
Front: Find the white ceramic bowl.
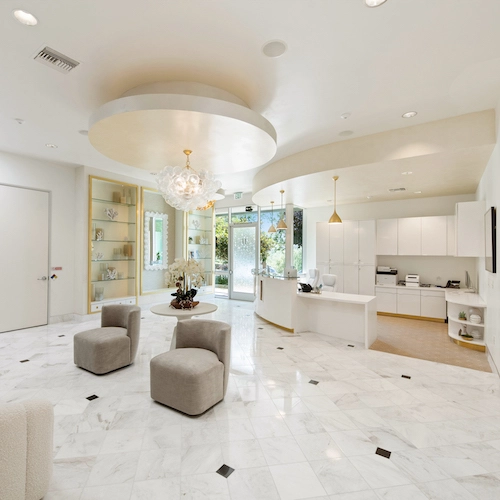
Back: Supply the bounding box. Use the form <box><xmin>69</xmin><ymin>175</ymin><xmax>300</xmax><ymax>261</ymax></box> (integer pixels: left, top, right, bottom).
<box><xmin>470</xmin><ymin>314</ymin><xmax>481</xmax><ymax>324</ymax></box>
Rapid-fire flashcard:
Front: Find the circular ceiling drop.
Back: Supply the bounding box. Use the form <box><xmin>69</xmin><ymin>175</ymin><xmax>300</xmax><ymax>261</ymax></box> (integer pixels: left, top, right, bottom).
<box><xmin>88</xmin><ymin>82</ymin><xmax>277</xmax><ymax>173</ymax></box>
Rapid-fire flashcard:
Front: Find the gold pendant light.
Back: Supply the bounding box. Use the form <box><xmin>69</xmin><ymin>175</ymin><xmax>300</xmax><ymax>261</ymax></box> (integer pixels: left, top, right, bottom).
<box><xmin>328</xmin><ymin>176</ymin><xmax>342</xmax><ymax>224</ymax></box>
<box><xmin>277</xmin><ymin>189</ymin><xmax>288</xmax><ymax>230</ymax></box>
<box><xmin>268</xmin><ymin>201</ymin><xmax>277</xmax><ymax>233</ymax></box>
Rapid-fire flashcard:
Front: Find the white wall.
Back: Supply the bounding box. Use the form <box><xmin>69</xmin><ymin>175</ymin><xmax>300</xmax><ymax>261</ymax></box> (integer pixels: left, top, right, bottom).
<box><xmin>0</xmin><ymin>151</ymin><xmax>76</xmax><ymax>321</ymax></box>
<box><xmin>476</xmin><ymin>102</ymin><xmax>500</xmax><ymax>374</ymax></box>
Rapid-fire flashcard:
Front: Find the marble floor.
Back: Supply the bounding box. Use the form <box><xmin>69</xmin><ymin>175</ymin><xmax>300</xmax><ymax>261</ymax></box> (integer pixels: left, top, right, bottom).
<box><xmin>1</xmin><ymin>299</ymin><xmax>500</xmax><ymax>500</ymax></box>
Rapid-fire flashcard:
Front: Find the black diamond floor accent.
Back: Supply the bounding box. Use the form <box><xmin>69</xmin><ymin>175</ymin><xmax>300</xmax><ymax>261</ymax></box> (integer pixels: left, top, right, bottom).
<box><xmin>258</xmin><ymin>327</ymin><xmax>263</xmax><ymax>330</ymax></box>
<box><xmin>277</xmin><ymin>347</ymin><xmax>284</xmax><ymax>350</ymax></box>
<box><xmin>401</xmin><ymin>374</ymin><xmax>411</xmax><ymax>379</ymax></box>
<box><xmin>347</xmin><ymin>344</ymin><xmax>355</xmax><ymax>348</ymax></box>
<box><xmin>309</xmin><ymin>380</ymin><xmax>319</xmax><ymax>385</ymax></box>
<box><xmin>216</xmin><ymin>464</ymin><xmax>235</xmax><ymax>478</ymax></box>
<box><xmin>376</xmin><ymin>447</ymin><xmax>391</xmax><ymax>459</ymax></box>
<box><xmin>86</xmin><ymin>394</ymin><xmax>99</xmax><ymax>401</ymax></box>
<box><xmin>20</xmin><ymin>359</ymin><xmax>29</xmax><ymax>363</ymax></box>
<box><xmin>58</xmin><ymin>335</ymin><xmax>65</xmax><ymax>337</ymax></box>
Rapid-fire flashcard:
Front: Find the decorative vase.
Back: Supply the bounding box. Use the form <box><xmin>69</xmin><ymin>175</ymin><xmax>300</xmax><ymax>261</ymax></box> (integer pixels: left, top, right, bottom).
<box><xmin>170</xmin><ymin>288</ymin><xmax>199</xmax><ymax>309</ymax></box>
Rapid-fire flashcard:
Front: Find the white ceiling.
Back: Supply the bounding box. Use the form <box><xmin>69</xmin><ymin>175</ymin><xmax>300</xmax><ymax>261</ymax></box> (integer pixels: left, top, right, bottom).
<box><xmin>1</xmin><ymin>0</ymin><xmax>500</xmax><ymax>205</ymax></box>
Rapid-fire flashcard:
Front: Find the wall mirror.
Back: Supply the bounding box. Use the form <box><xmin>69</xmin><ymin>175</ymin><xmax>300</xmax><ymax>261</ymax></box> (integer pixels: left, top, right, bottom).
<box><xmin>144</xmin><ymin>211</ymin><xmax>168</xmax><ymax>270</ymax></box>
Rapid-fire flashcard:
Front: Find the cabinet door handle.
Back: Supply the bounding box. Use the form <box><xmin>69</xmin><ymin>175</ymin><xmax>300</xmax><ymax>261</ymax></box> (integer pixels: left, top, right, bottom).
<box><xmin>37</xmin><ymin>276</ymin><xmax>48</xmax><ymax>281</ymax></box>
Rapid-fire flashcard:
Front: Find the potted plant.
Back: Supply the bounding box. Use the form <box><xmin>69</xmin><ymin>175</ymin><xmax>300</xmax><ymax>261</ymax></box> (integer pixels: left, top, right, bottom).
<box><xmin>165</xmin><ymin>258</ymin><xmax>205</xmax><ymax>309</ymax></box>
<box><xmin>458</xmin><ymin>311</ymin><xmax>467</xmax><ymax>321</ymax></box>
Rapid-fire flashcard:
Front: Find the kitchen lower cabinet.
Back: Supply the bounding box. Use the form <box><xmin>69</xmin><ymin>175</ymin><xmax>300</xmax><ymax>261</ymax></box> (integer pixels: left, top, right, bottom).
<box><xmin>420</xmin><ymin>290</ymin><xmax>446</xmax><ymax>319</ymax></box>
<box><xmin>397</xmin><ymin>288</ymin><xmax>420</xmax><ymax>316</ymax></box>
<box><xmin>376</xmin><ymin>287</ymin><xmax>397</xmax><ymax>313</ymax></box>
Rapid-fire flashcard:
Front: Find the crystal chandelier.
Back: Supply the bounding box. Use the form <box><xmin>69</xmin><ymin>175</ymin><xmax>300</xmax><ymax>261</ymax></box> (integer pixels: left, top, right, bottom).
<box><xmin>155</xmin><ymin>150</ymin><xmax>222</xmax><ymax>212</ymax></box>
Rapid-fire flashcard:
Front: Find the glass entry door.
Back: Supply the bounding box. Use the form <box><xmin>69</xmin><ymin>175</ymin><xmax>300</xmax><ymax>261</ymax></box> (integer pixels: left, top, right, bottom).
<box><xmin>229</xmin><ymin>223</ymin><xmax>258</xmax><ymax>301</ymax></box>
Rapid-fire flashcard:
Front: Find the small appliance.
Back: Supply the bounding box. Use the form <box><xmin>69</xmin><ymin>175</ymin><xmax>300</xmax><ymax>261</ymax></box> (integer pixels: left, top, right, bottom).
<box><xmin>405</xmin><ymin>274</ymin><xmax>420</xmax><ymax>287</ymax></box>
<box><xmin>376</xmin><ymin>266</ymin><xmax>398</xmax><ymax>285</ymax></box>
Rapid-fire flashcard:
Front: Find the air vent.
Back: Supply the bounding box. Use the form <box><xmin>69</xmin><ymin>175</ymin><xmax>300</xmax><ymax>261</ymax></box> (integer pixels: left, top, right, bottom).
<box><xmin>388</xmin><ymin>187</ymin><xmax>406</xmax><ymax>192</ymax></box>
<box><xmin>34</xmin><ymin>47</ymin><xmax>79</xmax><ymax>74</ymax></box>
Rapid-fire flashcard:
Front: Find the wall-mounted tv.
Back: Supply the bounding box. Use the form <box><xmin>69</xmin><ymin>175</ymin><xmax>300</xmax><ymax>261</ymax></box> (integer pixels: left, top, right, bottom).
<box><xmin>485</xmin><ymin>206</ymin><xmax>496</xmax><ymax>273</ymax></box>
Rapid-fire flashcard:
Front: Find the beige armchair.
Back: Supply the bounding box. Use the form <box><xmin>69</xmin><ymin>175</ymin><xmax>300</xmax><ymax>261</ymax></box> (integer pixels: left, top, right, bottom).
<box><xmin>0</xmin><ymin>400</ymin><xmax>53</xmax><ymax>500</ymax></box>
<box><xmin>74</xmin><ymin>304</ymin><xmax>141</xmax><ymax>375</ymax></box>
<box><xmin>150</xmin><ymin>319</ymin><xmax>231</xmax><ymax>415</ymax></box>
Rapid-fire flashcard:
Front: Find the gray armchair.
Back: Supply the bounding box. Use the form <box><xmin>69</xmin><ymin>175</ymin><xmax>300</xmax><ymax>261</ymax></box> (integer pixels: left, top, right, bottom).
<box><xmin>150</xmin><ymin>319</ymin><xmax>231</xmax><ymax>415</ymax></box>
<box><xmin>74</xmin><ymin>304</ymin><xmax>141</xmax><ymax>375</ymax></box>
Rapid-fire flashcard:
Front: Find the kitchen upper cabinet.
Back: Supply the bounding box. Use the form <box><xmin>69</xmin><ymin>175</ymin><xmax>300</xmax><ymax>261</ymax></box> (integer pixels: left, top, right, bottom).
<box><xmin>376</xmin><ymin>219</ymin><xmax>398</xmax><ymax>255</ymax></box>
<box><xmin>456</xmin><ymin>201</ymin><xmax>485</xmax><ymax>257</ymax></box>
<box><xmin>447</xmin><ymin>215</ymin><xmax>456</xmax><ymax>256</ymax></box>
<box><xmin>421</xmin><ymin>216</ymin><xmax>447</xmax><ymax>256</ymax></box>
<box><xmin>398</xmin><ymin>217</ymin><xmax>421</xmax><ymax>255</ymax></box>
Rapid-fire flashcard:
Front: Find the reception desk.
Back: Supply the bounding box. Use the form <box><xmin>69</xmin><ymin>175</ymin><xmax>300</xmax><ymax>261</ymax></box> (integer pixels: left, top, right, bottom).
<box><xmin>255</xmin><ymin>276</ymin><xmax>377</xmax><ymax>348</ymax></box>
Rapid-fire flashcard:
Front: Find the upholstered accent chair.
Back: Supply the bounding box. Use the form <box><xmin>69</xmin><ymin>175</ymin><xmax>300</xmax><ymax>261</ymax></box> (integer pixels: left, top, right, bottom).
<box><xmin>150</xmin><ymin>319</ymin><xmax>231</xmax><ymax>415</ymax></box>
<box><xmin>321</xmin><ymin>274</ymin><xmax>338</xmax><ymax>292</ymax></box>
<box><xmin>307</xmin><ymin>268</ymin><xmax>320</xmax><ymax>289</ymax></box>
<box><xmin>0</xmin><ymin>399</ymin><xmax>53</xmax><ymax>500</ymax></box>
<box><xmin>74</xmin><ymin>304</ymin><xmax>141</xmax><ymax>375</ymax></box>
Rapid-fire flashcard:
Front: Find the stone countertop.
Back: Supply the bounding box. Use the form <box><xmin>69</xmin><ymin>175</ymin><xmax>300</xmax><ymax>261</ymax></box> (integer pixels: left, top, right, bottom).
<box><xmin>375</xmin><ymin>284</ymin><xmax>446</xmax><ymax>291</ymax></box>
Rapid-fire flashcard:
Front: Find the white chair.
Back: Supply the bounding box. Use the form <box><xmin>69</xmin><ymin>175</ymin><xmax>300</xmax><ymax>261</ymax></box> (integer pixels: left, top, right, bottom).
<box><xmin>321</xmin><ymin>274</ymin><xmax>337</xmax><ymax>292</ymax></box>
<box><xmin>307</xmin><ymin>269</ymin><xmax>320</xmax><ymax>289</ymax></box>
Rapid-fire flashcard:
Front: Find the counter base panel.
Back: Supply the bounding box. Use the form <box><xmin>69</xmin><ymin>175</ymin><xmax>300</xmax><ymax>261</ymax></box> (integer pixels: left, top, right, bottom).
<box><xmin>255</xmin><ymin>313</ymin><xmax>294</xmax><ymax>333</ymax></box>
<box><xmin>377</xmin><ymin>312</ymin><xmax>446</xmax><ymax>323</ymax></box>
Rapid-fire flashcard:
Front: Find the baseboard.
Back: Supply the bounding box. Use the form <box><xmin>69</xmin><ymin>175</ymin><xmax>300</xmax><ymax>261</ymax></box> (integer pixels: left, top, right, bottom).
<box><xmin>377</xmin><ymin>312</ymin><xmax>445</xmax><ymax>323</ymax></box>
<box><xmin>487</xmin><ymin>349</ymin><xmax>500</xmax><ymax>376</ymax></box>
<box><xmin>49</xmin><ymin>313</ymin><xmax>76</xmax><ymax>324</ymax></box>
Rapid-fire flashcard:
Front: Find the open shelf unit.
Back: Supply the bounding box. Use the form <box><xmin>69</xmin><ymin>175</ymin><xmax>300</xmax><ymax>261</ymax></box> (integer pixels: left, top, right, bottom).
<box><xmin>185</xmin><ymin>208</ymin><xmax>215</xmax><ymax>296</ymax></box>
<box><xmin>88</xmin><ymin>176</ymin><xmax>138</xmax><ymax>313</ymax></box>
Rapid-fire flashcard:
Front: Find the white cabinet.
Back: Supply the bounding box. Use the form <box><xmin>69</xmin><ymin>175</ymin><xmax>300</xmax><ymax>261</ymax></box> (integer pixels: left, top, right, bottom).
<box><xmin>316</xmin><ymin>222</ymin><xmax>330</xmax><ymax>265</ymax></box>
<box><xmin>358</xmin><ymin>220</ymin><xmax>376</xmax><ymax>265</ymax></box>
<box><xmin>420</xmin><ymin>290</ymin><xmax>446</xmax><ymax>319</ymax></box>
<box><xmin>397</xmin><ymin>217</ymin><xmax>421</xmax><ymax>255</ymax></box>
<box><xmin>343</xmin><ymin>221</ymin><xmax>358</xmax><ymax>265</ymax></box>
<box><xmin>397</xmin><ymin>288</ymin><xmax>420</xmax><ymax>316</ymax></box>
<box><xmin>421</xmin><ymin>216</ymin><xmax>447</xmax><ymax>256</ymax></box>
<box><xmin>329</xmin><ymin>222</ymin><xmax>344</xmax><ymax>264</ymax></box>
<box><xmin>376</xmin><ymin>219</ymin><xmax>398</xmax><ymax>255</ymax></box>
<box><xmin>447</xmin><ymin>215</ymin><xmax>456</xmax><ymax>256</ymax></box>
<box><xmin>376</xmin><ymin>287</ymin><xmax>397</xmax><ymax>313</ymax></box>
<box><xmin>456</xmin><ymin>201</ymin><xmax>485</xmax><ymax>257</ymax></box>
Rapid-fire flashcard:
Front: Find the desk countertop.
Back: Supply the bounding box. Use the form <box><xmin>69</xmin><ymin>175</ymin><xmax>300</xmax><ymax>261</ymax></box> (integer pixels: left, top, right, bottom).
<box><xmin>297</xmin><ymin>291</ymin><xmax>376</xmax><ymax>305</ymax></box>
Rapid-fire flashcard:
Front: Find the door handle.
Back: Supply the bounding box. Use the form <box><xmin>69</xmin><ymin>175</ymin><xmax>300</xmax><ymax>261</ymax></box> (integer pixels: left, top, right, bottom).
<box><xmin>37</xmin><ymin>276</ymin><xmax>48</xmax><ymax>281</ymax></box>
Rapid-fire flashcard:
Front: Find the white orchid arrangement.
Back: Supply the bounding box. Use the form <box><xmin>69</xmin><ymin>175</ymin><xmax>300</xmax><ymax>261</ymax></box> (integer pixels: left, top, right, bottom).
<box><xmin>165</xmin><ymin>258</ymin><xmax>205</xmax><ymax>298</ymax></box>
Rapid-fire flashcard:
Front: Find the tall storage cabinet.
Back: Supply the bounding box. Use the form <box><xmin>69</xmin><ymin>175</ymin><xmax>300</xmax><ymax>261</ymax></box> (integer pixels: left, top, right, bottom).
<box><xmin>185</xmin><ymin>208</ymin><xmax>215</xmax><ymax>296</ymax></box>
<box><xmin>88</xmin><ymin>177</ymin><xmax>138</xmax><ymax>313</ymax></box>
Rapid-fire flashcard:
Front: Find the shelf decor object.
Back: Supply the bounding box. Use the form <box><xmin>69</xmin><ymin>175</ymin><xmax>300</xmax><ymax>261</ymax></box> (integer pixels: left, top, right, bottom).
<box><xmin>88</xmin><ymin>176</ymin><xmax>138</xmax><ymax>313</ymax></box>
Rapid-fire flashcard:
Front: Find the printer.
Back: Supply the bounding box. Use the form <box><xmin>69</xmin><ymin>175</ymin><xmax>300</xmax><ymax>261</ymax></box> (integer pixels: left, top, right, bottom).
<box><xmin>376</xmin><ymin>266</ymin><xmax>398</xmax><ymax>285</ymax></box>
<box><xmin>405</xmin><ymin>274</ymin><xmax>420</xmax><ymax>287</ymax></box>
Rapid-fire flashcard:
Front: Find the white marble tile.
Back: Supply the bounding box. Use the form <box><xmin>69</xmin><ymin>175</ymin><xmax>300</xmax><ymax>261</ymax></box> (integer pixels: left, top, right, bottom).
<box><xmin>273</xmin><ymin>397</ymin><xmax>311</xmax><ymax>415</ymax></box>
<box><xmin>245</xmin><ymin>399</ymin><xmax>282</xmax><ymax>418</ymax></box>
<box><xmin>283</xmin><ymin>412</ymin><xmax>327</xmax><ymax>435</ymax></box>
<box><xmin>309</xmin><ymin>458</ymin><xmax>370</xmax><ymax>495</ymax></box>
<box><xmin>455</xmin><ymin>473</ymin><xmax>500</xmax><ymax>499</ymax></box>
<box><xmin>227</xmin><ymin>466</ymin><xmax>281</xmax><ymax>500</ymax></box>
<box><xmin>259</xmin><ymin>436</ymin><xmax>308</xmax><ymax>465</ymax></box>
<box><xmin>329</xmin><ymin>492</ymin><xmax>379</xmax><ymax>500</ymax></box>
<box><xmin>142</xmin><ymin>423</ymin><xmax>182</xmax><ymax>450</ymax></box>
<box><xmin>180</xmin><ymin>443</ymin><xmax>224</xmax><ymax>475</ymax></box>
<box><xmin>110</xmin><ymin>409</ymin><xmax>149</xmax><ymax>430</ymax></box>
<box><xmin>374</xmin><ymin>484</ymin><xmax>428</xmax><ymax>500</ymax></box>
<box><xmin>217</xmin><ymin>417</ymin><xmax>256</xmax><ymax>442</ymax></box>
<box><xmin>135</xmin><ymin>448</ymin><xmax>181</xmax><ymax>480</ymax></box>
<box><xmin>250</xmin><ymin>415</ymin><xmax>292</xmax><ymax>438</ymax></box>
<box><xmin>389</xmin><ymin>449</ymin><xmax>450</xmax><ymax>483</ymax></box>
<box><xmin>86</xmin><ymin>451</ymin><xmax>140</xmax><ymax>487</ymax></box>
<box><xmin>54</xmin><ymin>398</ymin><xmax>90</xmax><ymax>416</ymax></box>
<box><xmin>80</xmin><ymin>483</ymin><xmax>134</xmax><ymax>500</ymax></box>
<box><xmin>295</xmin><ymin>432</ymin><xmax>344</xmax><ymax>461</ymax></box>
<box><xmin>415</xmin><ymin>478</ymin><xmax>477</xmax><ymax>500</ymax></box>
<box><xmin>131</xmin><ymin>477</ymin><xmax>181</xmax><ymax>500</ymax></box>
<box><xmin>220</xmin><ymin>438</ymin><xmax>267</xmax><ymax>469</ymax></box>
<box><xmin>349</xmin><ymin>455</ymin><xmax>412</xmax><ymax>489</ymax></box>
<box><xmin>329</xmin><ymin>430</ymin><xmax>377</xmax><ymax>457</ymax></box>
<box><xmin>50</xmin><ymin>456</ymin><xmax>96</xmax><ymax>491</ymax></box>
<box><xmin>100</xmin><ymin>428</ymin><xmax>146</xmax><ymax>454</ymax></box>
<box><xmin>180</xmin><ymin>472</ymin><xmax>230</xmax><ymax>499</ymax></box>
<box><xmin>44</xmin><ymin>489</ymin><xmax>83</xmax><ymax>500</ymax></box>
<box><xmin>181</xmin><ymin>421</ymin><xmax>220</xmax><ymax>448</ymax></box>
<box><xmin>422</xmin><ymin>445</ymin><xmax>489</xmax><ymax>477</ymax></box>
<box><xmin>315</xmin><ymin>411</ymin><xmax>358</xmax><ymax>432</ymax></box>
<box><xmin>269</xmin><ymin>462</ymin><xmax>327</xmax><ymax>500</ymax></box>
<box><xmin>343</xmin><ymin>409</ymin><xmax>388</xmax><ymax>429</ymax></box>
<box><xmin>55</xmin><ymin>430</ymin><xmax>106</xmax><ymax>459</ymax></box>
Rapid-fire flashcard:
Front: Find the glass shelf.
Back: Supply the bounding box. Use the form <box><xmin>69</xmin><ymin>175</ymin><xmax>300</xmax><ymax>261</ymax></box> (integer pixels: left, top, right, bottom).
<box><xmin>91</xmin><ymin>259</ymin><xmax>136</xmax><ymax>262</ymax></box>
<box><xmin>188</xmin><ymin>227</ymin><xmax>210</xmax><ymax>232</ymax></box>
<box><xmin>92</xmin><ymin>239</ymin><xmax>136</xmax><ymax>243</ymax></box>
<box><xmin>92</xmin><ymin>218</ymin><xmax>136</xmax><ymax>225</ymax></box>
<box><xmin>92</xmin><ymin>198</ymin><xmax>135</xmax><ymax>207</ymax></box>
<box><xmin>91</xmin><ymin>277</ymin><xmax>136</xmax><ymax>284</ymax></box>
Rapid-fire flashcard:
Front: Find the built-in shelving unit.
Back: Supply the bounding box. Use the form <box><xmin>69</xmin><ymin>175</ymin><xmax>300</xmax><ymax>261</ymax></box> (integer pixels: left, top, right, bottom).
<box><xmin>446</xmin><ymin>290</ymin><xmax>486</xmax><ymax>351</ymax></box>
<box><xmin>185</xmin><ymin>208</ymin><xmax>214</xmax><ymax>296</ymax></box>
<box><xmin>88</xmin><ymin>176</ymin><xmax>138</xmax><ymax>313</ymax></box>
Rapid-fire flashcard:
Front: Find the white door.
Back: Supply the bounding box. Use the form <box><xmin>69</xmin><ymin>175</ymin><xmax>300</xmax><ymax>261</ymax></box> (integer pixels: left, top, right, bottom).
<box><xmin>343</xmin><ymin>220</ymin><xmax>358</xmax><ymax>265</ymax></box>
<box><xmin>0</xmin><ymin>185</ymin><xmax>49</xmax><ymax>332</ymax></box>
<box><xmin>229</xmin><ymin>223</ymin><xmax>258</xmax><ymax>301</ymax></box>
<box><xmin>343</xmin><ymin>264</ymin><xmax>358</xmax><ymax>294</ymax></box>
<box><xmin>359</xmin><ymin>265</ymin><xmax>375</xmax><ymax>296</ymax></box>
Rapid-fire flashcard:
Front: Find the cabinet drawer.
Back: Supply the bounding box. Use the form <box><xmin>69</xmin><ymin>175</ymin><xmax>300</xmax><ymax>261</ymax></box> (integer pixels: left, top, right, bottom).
<box><xmin>376</xmin><ymin>289</ymin><xmax>397</xmax><ymax>313</ymax></box>
<box><xmin>397</xmin><ymin>288</ymin><xmax>420</xmax><ymax>296</ymax></box>
<box><xmin>397</xmin><ymin>291</ymin><xmax>420</xmax><ymax>316</ymax></box>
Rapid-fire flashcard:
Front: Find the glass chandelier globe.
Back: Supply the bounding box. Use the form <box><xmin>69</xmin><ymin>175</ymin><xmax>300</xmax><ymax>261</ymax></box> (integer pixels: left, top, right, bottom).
<box><xmin>155</xmin><ymin>150</ymin><xmax>222</xmax><ymax>211</ymax></box>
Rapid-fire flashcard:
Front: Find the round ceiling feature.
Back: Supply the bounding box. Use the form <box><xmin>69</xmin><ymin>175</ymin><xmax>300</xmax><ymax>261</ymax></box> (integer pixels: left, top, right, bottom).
<box><xmin>339</xmin><ymin>130</ymin><xmax>354</xmax><ymax>136</ymax></box>
<box><xmin>262</xmin><ymin>40</ymin><xmax>287</xmax><ymax>58</ymax></box>
<box><xmin>365</xmin><ymin>0</ymin><xmax>388</xmax><ymax>7</ymax></box>
<box><xmin>12</xmin><ymin>9</ymin><xmax>38</xmax><ymax>26</ymax></box>
<box><xmin>89</xmin><ymin>82</ymin><xmax>277</xmax><ymax>173</ymax></box>
<box><xmin>401</xmin><ymin>171</ymin><xmax>413</xmax><ymax>175</ymax></box>
<box><xmin>402</xmin><ymin>111</ymin><xmax>417</xmax><ymax>118</ymax></box>
<box><xmin>79</xmin><ymin>130</ymin><xmax>89</xmax><ymax>136</ymax></box>
<box><xmin>340</xmin><ymin>112</ymin><xmax>351</xmax><ymax>120</ymax></box>
<box><xmin>45</xmin><ymin>143</ymin><xmax>58</xmax><ymax>149</ymax></box>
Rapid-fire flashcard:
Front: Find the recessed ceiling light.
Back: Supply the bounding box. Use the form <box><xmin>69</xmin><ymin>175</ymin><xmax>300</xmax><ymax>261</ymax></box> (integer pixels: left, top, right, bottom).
<box><xmin>339</xmin><ymin>130</ymin><xmax>354</xmax><ymax>137</ymax></box>
<box><xmin>402</xmin><ymin>111</ymin><xmax>417</xmax><ymax>118</ymax></box>
<box><xmin>79</xmin><ymin>130</ymin><xmax>89</xmax><ymax>136</ymax></box>
<box><xmin>401</xmin><ymin>171</ymin><xmax>413</xmax><ymax>175</ymax></box>
<box><xmin>45</xmin><ymin>143</ymin><xmax>58</xmax><ymax>149</ymax></box>
<box><xmin>341</xmin><ymin>112</ymin><xmax>351</xmax><ymax>120</ymax></box>
<box><xmin>12</xmin><ymin>9</ymin><xmax>38</xmax><ymax>26</ymax></box>
<box><xmin>414</xmin><ymin>191</ymin><xmax>422</xmax><ymax>194</ymax></box>
<box><xmin>365</xmin><ymin>0</ymin><xmax>388</xmax><ymax>7</ymax></box>
<box><xmin>366</xmin><ymin>196</ymin><xmax>372</xmax><ymax>199</ymax></box>
<box><xmin>262</xmin><ymin>40</ymin><xmax>287</xmax><ymax>58</ymax></box>
<box><xmin>14</xmin><ymin>118</ymin><xmax>24</xmax><ymax>125</ymax></box>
